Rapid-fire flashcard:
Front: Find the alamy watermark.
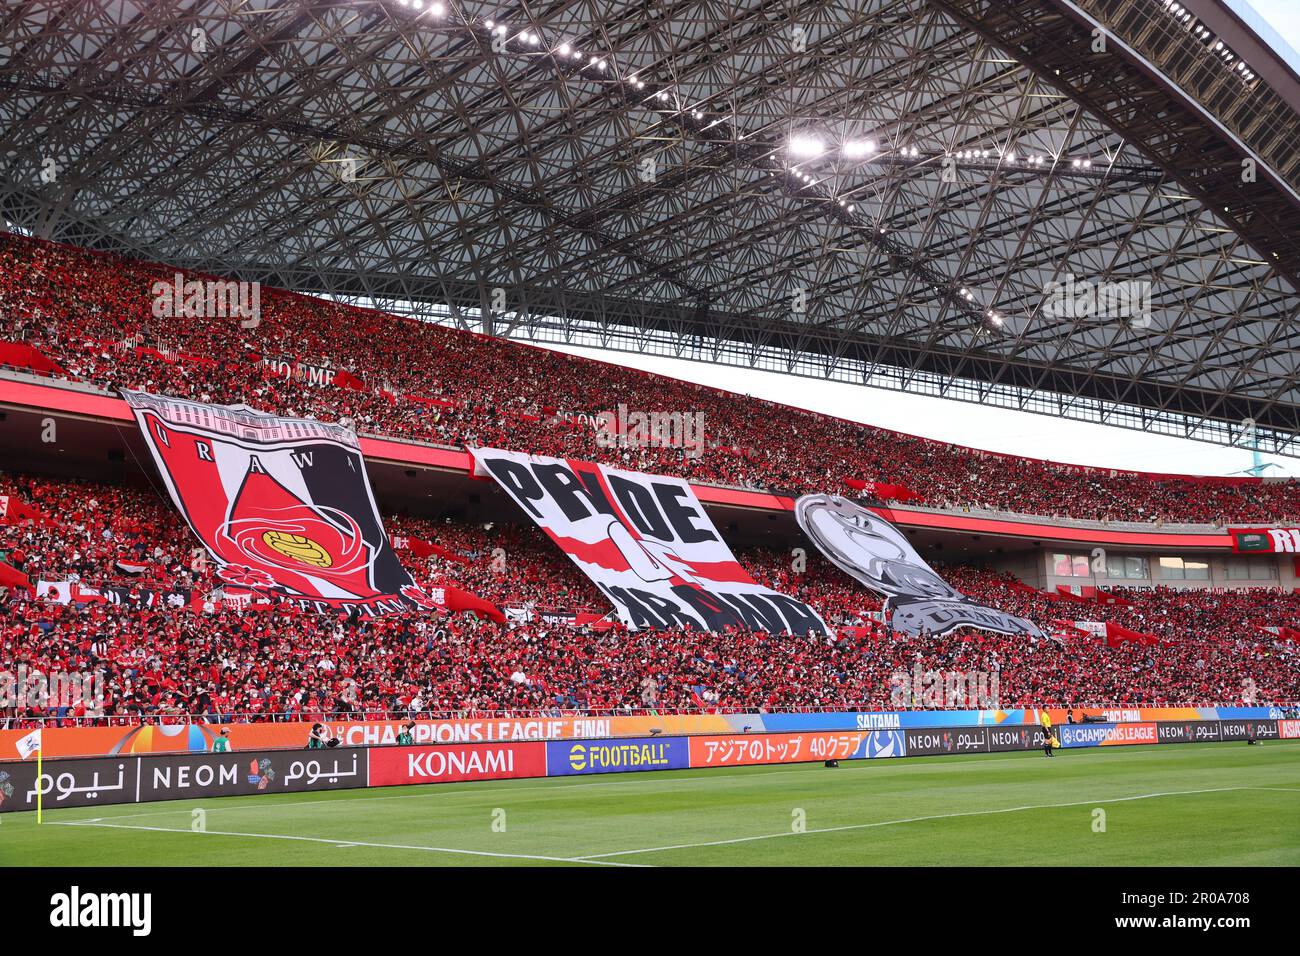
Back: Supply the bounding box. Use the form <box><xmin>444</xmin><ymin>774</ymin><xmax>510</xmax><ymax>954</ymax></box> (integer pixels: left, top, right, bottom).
<box><xmin>889</xmin><ymin>665</ymin><xmax>999</xmax><ymax>709</ymax></box>
<box><xmin>50</xmin><ymin>886</ymin><xmax>151</xmax><ymax>936</ymax></box>
<box><xmin>595</xmin><ymin>403</ymin><xmax>706</xmax><ymax>458</ymax></box>
<box><xmin>0</xmin><ymin>665</ymin><xmax>106</xmax><ymax>710</ymax></box>
<box><xmin>1042</xmin><ymin>273</ymin><xmax>1151</xmax><ymax>327</ymax></box>
<box><xmin>151</xmin><ymin>273</ymin><xmax>261</xmax><ymax>328</ymax></box>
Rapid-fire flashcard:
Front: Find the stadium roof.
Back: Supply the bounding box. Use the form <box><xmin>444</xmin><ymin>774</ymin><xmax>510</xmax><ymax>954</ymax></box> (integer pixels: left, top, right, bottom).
<box><xmin>2</xmin><ymin>0</ymin><xmax>1299</xmax><ymax>453</ymax></box>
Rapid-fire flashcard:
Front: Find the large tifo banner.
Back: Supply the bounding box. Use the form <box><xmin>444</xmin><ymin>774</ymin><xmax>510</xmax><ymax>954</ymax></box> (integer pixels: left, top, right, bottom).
<box><xmin>470</xmin><ymin>448</ymin><xmax>828</xmax><ymax>634</ymax></box>
<box><xmin>123</xmin><ymin>391</ymin><xmax>433</xmax><ymax>617</ymax></box>
<box><xmin>795</xmin><ymin>494</ymin><xmax>1043</xmax><ymax>638</ymax></box>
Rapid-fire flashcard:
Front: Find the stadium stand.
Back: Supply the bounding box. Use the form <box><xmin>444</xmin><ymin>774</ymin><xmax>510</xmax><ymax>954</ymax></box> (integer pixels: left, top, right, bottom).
<box><xmin>3</xmin><ymin>233</ymin><xmax>1299</xmax><ymax>526</ymax></box>
<box><xmin>2</xmin><ymin>472</ymin><xmax>1297</xmax><ymax>727</ymax></box>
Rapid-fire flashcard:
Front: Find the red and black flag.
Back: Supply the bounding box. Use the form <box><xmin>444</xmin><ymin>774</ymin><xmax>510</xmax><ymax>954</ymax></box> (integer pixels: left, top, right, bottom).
<box><xmin>123</xmin><ymin>390</ymin><xmax>438</xmax><ymax>617</ymax></box>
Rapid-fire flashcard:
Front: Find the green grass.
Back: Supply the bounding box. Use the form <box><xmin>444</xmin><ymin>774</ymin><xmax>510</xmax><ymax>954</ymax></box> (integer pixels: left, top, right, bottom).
<box><xmin>3</xmin><ymin>740</ymin><xmax>1298</xmax><ymax>866</ymax></box>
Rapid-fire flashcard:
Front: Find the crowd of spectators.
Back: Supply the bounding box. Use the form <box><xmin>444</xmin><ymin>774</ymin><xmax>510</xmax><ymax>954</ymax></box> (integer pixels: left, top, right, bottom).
<box><xmin>3</xmin><ymin>472</ymin><xmax>1297</xmax><ymax>727</ymax></box>
<box><xmin>4</xmin><ymin>232</ymin><xmax>1299</xmax><ymax>525</ymax></box>
<box><xmin>940</xmin><ymin>565</ymin><xmax>1300</xmax><ymax>645</ymax></box>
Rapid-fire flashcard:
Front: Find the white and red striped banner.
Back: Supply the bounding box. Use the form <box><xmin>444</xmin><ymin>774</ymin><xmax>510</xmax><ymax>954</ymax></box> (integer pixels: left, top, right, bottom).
<box><xmin>470</xmin><ymin>448</ymin><xmax>828</xmax><ymax>636</ymax></box>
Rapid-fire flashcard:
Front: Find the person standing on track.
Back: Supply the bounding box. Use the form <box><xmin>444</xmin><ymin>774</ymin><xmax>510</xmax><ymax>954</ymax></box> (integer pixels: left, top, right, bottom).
<box><xmin>1040</xmin><ymin>710</ymin><xmax>1056</xmax><ymax>757</ymax></box>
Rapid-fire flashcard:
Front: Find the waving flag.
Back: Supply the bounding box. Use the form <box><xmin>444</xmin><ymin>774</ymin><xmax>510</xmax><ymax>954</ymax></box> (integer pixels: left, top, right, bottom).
<box><xmin>123</xmin><ymin>391</ymin><xmax>432</xmax><ymax>618</ymax></box>
<box><xmin>428</xmin><ymin>584</ymin><xmax>506</xmax><ymax>623</ymax></box>
<box><xmin>391</xmin><ymin>535</ymin><xmax>472</xmax><ymax>564</ymax></box>
<box><xmin>15</xmin><ymin>729</ymin><xmax>41</xmax><ymax>760</ymax></box>
<box><xmin>0</xmin><ymin>495</ymin><xmax>45</xmax><ymax>525</ymax></box>
<box><xmin>0</xmin><ymin>561</ymin><xmax>31</xmax><ymax>592</ymax></box>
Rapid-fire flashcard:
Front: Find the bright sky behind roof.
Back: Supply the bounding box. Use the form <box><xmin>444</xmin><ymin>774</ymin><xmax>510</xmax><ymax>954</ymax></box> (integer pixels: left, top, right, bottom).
<box><xmin>537</xmin><ymin>344</ymin><xmax>1298</xmax><ymax>477</ymax></box>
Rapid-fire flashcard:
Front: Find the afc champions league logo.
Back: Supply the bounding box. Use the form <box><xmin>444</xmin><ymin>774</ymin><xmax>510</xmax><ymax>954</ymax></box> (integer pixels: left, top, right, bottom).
<box><xmin>794</xmin><ymin>494</ymin><xmax>1043</xmax><ymax>639</ymax></box>
<box><xmin>866</xmin><ymin>730</ymin><xmax>903</xmax><ymax>758</ymax></box>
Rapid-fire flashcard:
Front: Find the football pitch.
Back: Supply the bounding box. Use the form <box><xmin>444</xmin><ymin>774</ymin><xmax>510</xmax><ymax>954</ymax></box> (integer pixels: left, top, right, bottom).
<box><xmin>3</xmin><ymin>740</ymin><xmax>1298</xmax><ymax>867</ymax></box>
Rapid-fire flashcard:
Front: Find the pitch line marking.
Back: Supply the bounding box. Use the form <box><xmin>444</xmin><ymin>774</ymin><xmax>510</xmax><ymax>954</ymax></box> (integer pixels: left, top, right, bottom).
<box><xmin>58</xmin><ymin>743</ymin><xmax>1224</xmax><ymax>824</ymax></box>
<box><xmin>573</xmin><ymin>786</ymin><xmax>1300</xmax><ymax>860</ymax></box>
<box><xmin>45</xmin><ymin>761</ymin><xmax>892</xmax><ymax>824</ymax></box>
<box><xmin>41</xmin><ymin>743</ymin><xmax>1300</xmax><ymax>826</ymax></box>
<box><xmin>47</xmin><ymin>820</ymin><xmax>649</xmax><ymax>867</ymax></box>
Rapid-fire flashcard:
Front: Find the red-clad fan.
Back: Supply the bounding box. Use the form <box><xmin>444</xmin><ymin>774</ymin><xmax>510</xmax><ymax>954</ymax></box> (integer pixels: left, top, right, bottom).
<box><xmin>3</xmin><ymin>472</ymin><xmax>1297</xmax><ymax>728</ymax></box>
<box><xmin>2</xmin><ymin>233</ymin><xmax>1297</xmax><ymax>526</ymax></box>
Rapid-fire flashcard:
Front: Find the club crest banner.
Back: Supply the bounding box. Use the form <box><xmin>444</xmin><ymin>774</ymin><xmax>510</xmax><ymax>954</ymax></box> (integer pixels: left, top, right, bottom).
<box><xmin>471</xmin><ymin>448</ymin><xmax>828</xmax><ymax>635</ymax></box>
<box><xmin>123</xmin><ymin>391</ymin><xmax>434</xmax><ymax>617</ymax></box>
<box><xmin>795</xmin><ymin>494</ymin><xmax>1043</xmax><ymax>638</ymax></box>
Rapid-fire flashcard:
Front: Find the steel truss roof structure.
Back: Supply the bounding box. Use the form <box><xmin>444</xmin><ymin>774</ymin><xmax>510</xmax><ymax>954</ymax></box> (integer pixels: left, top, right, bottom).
<box><xmin>1</xmin><ymin>0</ymin><xmax>1298</xmax><ymax>453</ymax></box>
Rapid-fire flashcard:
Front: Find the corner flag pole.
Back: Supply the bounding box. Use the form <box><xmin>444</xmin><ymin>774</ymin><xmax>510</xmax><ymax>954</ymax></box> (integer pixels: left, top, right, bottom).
<box><xmin>36</xmin><ymin>743</ymin><xmax>42</xmax><ymax>824</ymax></box>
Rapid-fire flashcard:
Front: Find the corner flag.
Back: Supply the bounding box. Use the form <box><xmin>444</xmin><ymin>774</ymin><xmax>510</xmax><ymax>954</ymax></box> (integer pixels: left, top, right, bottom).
<box><xmin>16</xmin><ymin>728</ymin><xmax>41</xmax><ymax>759</ymax></box>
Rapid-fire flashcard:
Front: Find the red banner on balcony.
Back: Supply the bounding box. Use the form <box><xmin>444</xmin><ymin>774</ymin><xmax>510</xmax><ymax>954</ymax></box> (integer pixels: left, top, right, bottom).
<box><xmin>845</xmin><ymin>478</ymin><xmax>923</xmax><ymax>502</ymax></box>
<box><xmin>0</xmin><ymin>341</ymin><xmax>65</xmax><ymax>376</ymax></box>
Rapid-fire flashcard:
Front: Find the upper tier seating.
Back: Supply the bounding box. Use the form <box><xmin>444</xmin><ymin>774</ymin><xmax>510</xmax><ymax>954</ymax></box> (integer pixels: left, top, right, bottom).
<box><xmin>2</xmin><ymin>233</ymin><xmax>1297</xmax><ymax>525</ymax></box>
